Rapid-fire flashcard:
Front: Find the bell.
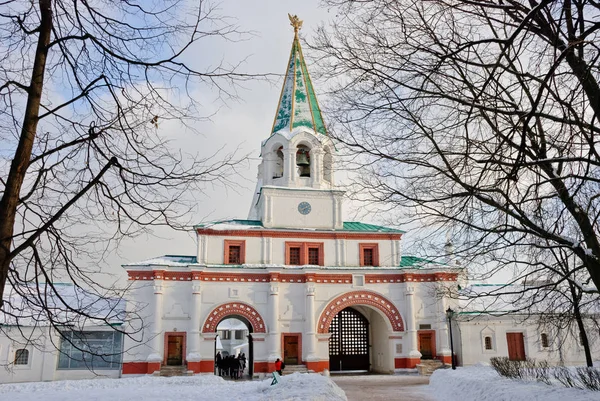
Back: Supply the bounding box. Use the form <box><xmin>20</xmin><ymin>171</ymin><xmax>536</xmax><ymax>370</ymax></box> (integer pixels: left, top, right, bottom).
<box><xmin>296</xmin><ymin>152</ymin><xmax>310</xmax><ymax>166</ymax></box>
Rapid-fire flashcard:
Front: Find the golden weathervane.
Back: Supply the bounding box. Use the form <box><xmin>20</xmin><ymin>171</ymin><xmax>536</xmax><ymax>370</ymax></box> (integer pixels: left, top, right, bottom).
<box><xmin>288</xmin><ymin>14</ymin><xmax>303</xmax><ymax>33</ymax></box>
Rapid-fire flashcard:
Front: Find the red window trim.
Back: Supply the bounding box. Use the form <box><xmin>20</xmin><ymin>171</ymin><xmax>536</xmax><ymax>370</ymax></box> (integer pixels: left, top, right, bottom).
<box><xmin>224</xmin><ymin>240</ymin><xmax>246</xmax><ymax>264</ymax></box>
<box><xmin>285</xmin><ymin>242</ymin><xmax>324</xmax><ymax>266</ymax></box>
<box><xmin>359</xmin><ymin>243</ymin><xmax>379</xmax><ymax>267</ymax></box>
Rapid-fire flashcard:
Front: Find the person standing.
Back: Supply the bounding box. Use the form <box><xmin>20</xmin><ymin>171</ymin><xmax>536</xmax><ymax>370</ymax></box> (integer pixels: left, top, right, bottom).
<box><xmin>275</xmin><ymin>358</ymin><xmax>282</xmax><ymax>375</ymax></box>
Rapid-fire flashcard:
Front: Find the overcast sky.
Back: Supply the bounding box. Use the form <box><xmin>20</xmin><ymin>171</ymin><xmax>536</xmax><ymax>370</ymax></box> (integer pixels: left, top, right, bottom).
<box><xmin>101</xmin><ymin>1</ymin><xmax>344</xmax><ymax>284</ymax></box>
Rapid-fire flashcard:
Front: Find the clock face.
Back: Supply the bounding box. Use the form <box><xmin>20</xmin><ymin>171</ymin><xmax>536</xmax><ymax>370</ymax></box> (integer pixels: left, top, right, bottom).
<box><xmin>298</xmin><ymin>201</ymin><xmax>312</xmax><ymax>215</ymax></box>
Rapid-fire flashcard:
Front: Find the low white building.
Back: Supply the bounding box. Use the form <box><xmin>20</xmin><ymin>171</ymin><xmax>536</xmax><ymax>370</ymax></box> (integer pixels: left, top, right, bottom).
<box><xmin>0</xmin><ymin>283</ymin><xmax>124</xmax><ymax>383</ymax></box>
<box><xmin>455</xmin><ymin>284</ymin><xmax>600</xmax><ymax>366</ymax></box>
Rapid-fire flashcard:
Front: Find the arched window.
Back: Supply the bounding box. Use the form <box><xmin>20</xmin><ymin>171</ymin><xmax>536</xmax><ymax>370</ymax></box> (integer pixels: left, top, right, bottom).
<box><xmin>484</xmin><ymin>336</ymin><xmax>493</xmax><ymax>350</ymax></box>
<box><xmin>14</xmin><ymin>349</ymin><xmax>29</xmax><ymax>365</ymax></box>
<box><xmin>541</xmin><ymin>333</ymin><xmax>549</xmax><ymax>348</ymax></box>
<box><xmin>273</xmin><ymin>147</ymin><xmax>284</xmax><ymax>179</ymax></box>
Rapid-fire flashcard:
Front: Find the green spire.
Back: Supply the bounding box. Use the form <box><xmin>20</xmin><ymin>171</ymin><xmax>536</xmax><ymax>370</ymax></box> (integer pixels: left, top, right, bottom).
<box><xmin>271</xmin><ymin>15</ymin><xmax>327</xmax><ymax>136</ymax></box>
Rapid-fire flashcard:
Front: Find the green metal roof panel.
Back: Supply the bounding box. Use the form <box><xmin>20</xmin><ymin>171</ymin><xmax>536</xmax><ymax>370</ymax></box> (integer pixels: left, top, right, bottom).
<box><xmin>342</xmin><ymin>222</ymin><xmax>405</xmax><ymax>233</ymax></box>
<box><xmin>271</xmin><ymin>29</ymin><xmax>327</xmax><ymax>136</ymax></box>
<box><xmin>399</xmin><ymin>255</ymin><xmax>444</xmax><ymax>268</ymax></box>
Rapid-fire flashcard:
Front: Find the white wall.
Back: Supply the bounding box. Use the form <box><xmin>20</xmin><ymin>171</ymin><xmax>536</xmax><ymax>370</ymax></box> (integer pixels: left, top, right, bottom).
<box><xmin>457</xmin><ymin>316</ymin><xmax>600</xmax><ymax>366</ymax></box>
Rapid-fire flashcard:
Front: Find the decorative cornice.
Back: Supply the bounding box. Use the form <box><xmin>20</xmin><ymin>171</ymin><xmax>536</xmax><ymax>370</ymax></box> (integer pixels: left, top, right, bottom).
<box><xmin>127</xmin><ymin>270</ymin><xmax>459</xmax><ymax>283</ymax></box>
<box><xmin>202</xmin><ymin>302</ymin><xmax>266</xmax><ymax>333</ymax></box>
<box><xmin>196</xmin><ymin>228</ymin><xmax>402</xmax><ymax>240</ymax></box>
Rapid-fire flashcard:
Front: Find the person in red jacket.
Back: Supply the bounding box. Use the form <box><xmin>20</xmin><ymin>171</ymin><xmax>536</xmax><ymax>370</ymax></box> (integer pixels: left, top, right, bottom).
<box><xmin>275</xmin><ymin>358</ymin><xmax>282</xmax><ymax>375</ymax></box>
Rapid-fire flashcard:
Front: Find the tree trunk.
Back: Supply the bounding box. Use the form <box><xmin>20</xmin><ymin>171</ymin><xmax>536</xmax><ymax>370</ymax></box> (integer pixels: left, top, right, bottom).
<box><xmin>569</xmin><ymin>281</ymin><xmax>593</xmax><ymax>367</ymax></box>
<box><xmin>0</xmin><ymin>0</ymin><xmax>52</xmax><ymax>308</ymax></box>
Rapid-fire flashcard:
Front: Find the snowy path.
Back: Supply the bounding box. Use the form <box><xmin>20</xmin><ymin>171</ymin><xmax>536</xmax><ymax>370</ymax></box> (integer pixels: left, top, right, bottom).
<box><xmin>0</xmin><ymin>373</ymin><xmax>347</xmax><ymax>401</ymax></box>
<box><xmin>331</xmin><ymin>374</ymin><xmax>434</xmax><ymax>401</ymax></box>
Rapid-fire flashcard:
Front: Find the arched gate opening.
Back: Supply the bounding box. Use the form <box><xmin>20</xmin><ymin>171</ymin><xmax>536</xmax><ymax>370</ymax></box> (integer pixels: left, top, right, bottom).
<box><xmin>328</xmin><ymin>307</ymin><xmax>370</xmax><ymax>372</ymax></box>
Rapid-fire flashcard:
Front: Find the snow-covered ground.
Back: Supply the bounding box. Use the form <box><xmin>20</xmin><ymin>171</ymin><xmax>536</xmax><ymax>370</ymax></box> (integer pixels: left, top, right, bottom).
<box><xmin>430</xmin><ymin>366</ymin><xmax>599</xmax><ymax>401</ymax></box>
<box><xmin>0</xmin><ymin>373</ymin><xmax>347</xmax><ymax>401</ymax></box>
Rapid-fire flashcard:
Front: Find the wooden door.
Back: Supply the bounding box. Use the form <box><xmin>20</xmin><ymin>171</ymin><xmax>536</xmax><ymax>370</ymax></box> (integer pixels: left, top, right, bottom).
<box><xmin>283</xmin><ymin>335</ymin><xmax>299</xmax><ymax>365</ymax></box>
<box><xmin>506</xmin><ymin>333</ymin><xmax>526</xmax><ymax>361</ymax></box>
<box><xmin>167</xmin><ymin>335</ymin><xmax>184</xmax><ymax>365</ymax></box>
<box><xmin>419</xmin><ymin>332</ymin><xmax>433</xmax><ymax>359</ymax></box>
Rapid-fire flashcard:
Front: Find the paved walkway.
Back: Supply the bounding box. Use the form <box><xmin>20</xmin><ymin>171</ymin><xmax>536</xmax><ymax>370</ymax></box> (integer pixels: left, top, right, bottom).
<box><xmin>331</xmin><ymin>375</ymin><xmax>434</xmax><ymax>401</ymax></box>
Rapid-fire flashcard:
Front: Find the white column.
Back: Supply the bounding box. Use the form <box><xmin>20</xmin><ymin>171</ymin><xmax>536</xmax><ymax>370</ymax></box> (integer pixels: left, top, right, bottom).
<box><xmin>268</xmin><ymin>284</ymin><xmax>281</xmax><ymax>361</ymax></box>
<box><xmin>148</xmin><ymin>280</ymin><xmax>164</xmax><ymax>362</ymax></box>
<box><xmin>437</xmin><ymin>295</ymin><xmax>451</xmax><ymax>357</ymax></box>
<box><xmin>405</xmin><ymin>286</ymin><xmax>422</xmax><ymax>359</ymax></box>
<box><xmin>305</xmin><ymin>285</ymin><xmax>317</xmax><ymax>361</ymax></box>
<box><xmin>187</xmin><ymin>282</ymin><xmax>202</xmax><ymax>362</ymax></box>
<box><xmin>283</xmin><ymin>147</ymin><xmax>296</xmax><ymax>186</ymax></box>
<box><xmin>310</xmin><ymin>148</ymin><xmax>323</xmax><ymax>188</ymax></box>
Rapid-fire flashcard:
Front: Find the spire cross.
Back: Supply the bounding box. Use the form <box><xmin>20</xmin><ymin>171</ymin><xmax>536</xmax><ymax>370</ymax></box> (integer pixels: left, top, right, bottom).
<box><xmin>288</xmin><ymin>14</ymin><xmax>303</xmax><ymax>34</ymax></box>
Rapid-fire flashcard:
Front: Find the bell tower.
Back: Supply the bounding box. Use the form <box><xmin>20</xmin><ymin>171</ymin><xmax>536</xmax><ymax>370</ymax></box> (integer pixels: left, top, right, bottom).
<box><xmin>248</xmin><ymin>15</ymin><xmax>344</xmax><ymax>230</ymax></box>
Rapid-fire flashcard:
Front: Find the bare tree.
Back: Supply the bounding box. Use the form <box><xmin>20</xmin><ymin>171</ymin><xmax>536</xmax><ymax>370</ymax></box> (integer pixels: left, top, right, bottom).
<box><xmin>312</xmin><ymin>0</ymin><xmax>600</xmax><ymax>290</ymax></box>
<box><xmin>0</xmin><ymin>0</ymin><xmax>259</xmax><ymax>357</ymax></box>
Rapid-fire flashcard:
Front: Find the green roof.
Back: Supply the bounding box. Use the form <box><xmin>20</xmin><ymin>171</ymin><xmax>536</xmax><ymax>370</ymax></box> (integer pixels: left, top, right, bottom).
<box><xmin>271</xmin><ymin>24</ymin><xmax>327</xmax><ymax>136</ymax></box>
<box><xmin>399</xmin><ymin>255</ymin><xmax>444</xmax><ymax>268</ymax></box>
<box><xmin>342</xmin><ymin>222</ymin><xmax>405</xmax><ymax>233</ymax></box>
<box><xmin>196</xmin><ymin>219</ymin><xmax>404</xmax><ymax>233</ymax></box>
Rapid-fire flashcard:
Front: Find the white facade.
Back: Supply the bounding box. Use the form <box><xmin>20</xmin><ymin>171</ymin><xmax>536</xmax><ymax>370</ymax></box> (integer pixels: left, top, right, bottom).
<box><xmin>0</xmin><ymin>325</ymin><xmax>122</xmax><ymax>383</ymax></box>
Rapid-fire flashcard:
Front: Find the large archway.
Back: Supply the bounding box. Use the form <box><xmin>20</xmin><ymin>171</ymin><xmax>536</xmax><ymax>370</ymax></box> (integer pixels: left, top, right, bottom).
<box><xmin>317</xmin><ymin>291</ymin><xmax>404</xmax><ymax>334</ymax></box>
<box><xmin>329</xmin><ymin>307</ymin><xmax>370</xmax><ymax>371</ymax></box>
<box><xmin>215</xmin><ymin>316</ymin><xmax>253</xmax><ymax>378</ymax></box>
<box><xmin>318</xmin><ymin>291</ymin><xmax>404</xmax><ymax>373</ymax></box>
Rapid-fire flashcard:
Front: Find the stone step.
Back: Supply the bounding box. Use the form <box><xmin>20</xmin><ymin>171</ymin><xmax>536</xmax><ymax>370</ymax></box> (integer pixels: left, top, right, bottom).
<box><xmin>283</xmin><ymin>364</ymin><xmax>309</xmax><ymax>374</ymax></box>
<box><xmin>416</xmin><ymin>360</ymin><xmax>445</xmax><ymax>376</ymax></box>
<box><xmin>157</xmin><ymin>366</ymin><xmax>194</xmax><ymax>377</ymax></box>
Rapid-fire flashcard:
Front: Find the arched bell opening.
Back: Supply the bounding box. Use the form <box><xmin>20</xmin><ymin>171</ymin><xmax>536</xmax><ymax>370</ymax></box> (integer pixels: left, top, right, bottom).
<box><xmin>273</xmin><ymin>146</ymin><xmax>284</xmax><ymax>179</ymax></box>
<box><xmin>296</xmin><ymin>145</ymin><xmax>311</xmax><ymax>178</ymax></box>
<box><xmin>214</xmin><ymin>316</ymin><xmax>254</xmax><ymax>378</ymax></box>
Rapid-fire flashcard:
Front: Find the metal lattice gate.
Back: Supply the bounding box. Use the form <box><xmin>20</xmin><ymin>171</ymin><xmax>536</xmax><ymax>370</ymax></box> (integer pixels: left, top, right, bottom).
<box><xmin>329</xmin><ymin>307</ymin><xmax>370</xmax><ymax>371</ymax></box>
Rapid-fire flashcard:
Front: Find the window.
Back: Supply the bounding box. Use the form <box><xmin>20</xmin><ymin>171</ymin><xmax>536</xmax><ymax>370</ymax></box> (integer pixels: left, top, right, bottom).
<box><xmin>14</xmin><ymin>349</ymin><xmax>29</xmax><ymax>365</ymax></box>
<box><xmin>484</xmin><ymin>336</ymin><xmax>493</xmax><ymax>350</ymax></box>
<box><xmin>359</xmin><ymin>244</ymin><xmax>379</xmax><ymax>267</ymax></box>
<box><xmin>224</xmin><ymin>240</ymin><xmax>246</xmax><ymax>264</ymax></box>
<box><xmin>308</xmin><ymin>247</ymin><xmax>320</xmax><ymax>265</ymax></box>
<box><xmin>541</xmin><ymin>333</ymin><xmax>549</xmax><ymax>348</ymax></box>
<box><xmin>235</xmin><ymin>330</ymin><xmax>245</xmax><ymax>340</ymax></box>
<box><xmin>289</xmin><ymin>247</ymin><xmax>301</xmax><ymax>265</ymax></box>
<box><xmin>228</xmin><ymin>246</ymin><xmax>241</xmax><ymax>264</ymax></box>
<box><xmin>57</xmin><ymin>331</ymin><xmax>123</xmax><ymax>370</ymax></box>
<box><xmin>285</xmin><ymin>242</ymin><xmax>324</xmax><ymax>266</ymax></box>
<box><xmin>222</xmin><ymin>331</ymin><xmax>231</xmax><ymax>340</ymax></box>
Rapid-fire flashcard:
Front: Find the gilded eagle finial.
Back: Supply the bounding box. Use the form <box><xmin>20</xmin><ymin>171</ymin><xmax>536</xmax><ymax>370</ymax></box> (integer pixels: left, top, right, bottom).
<box><xmin>288</xmin><ymin>14</ymin><xmax>303</xmax><ymax>33</ymax></box>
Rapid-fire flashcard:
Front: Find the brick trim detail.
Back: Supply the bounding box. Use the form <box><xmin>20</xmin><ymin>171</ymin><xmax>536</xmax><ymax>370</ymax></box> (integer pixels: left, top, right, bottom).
<box><xmin>224</xmin><ymin>239</ymin><xmax>246</xmax><ymax>264</ymax></box>
<box><xmin>127</xmin><ymin>270</ymin><xmax>459</xmax><ymax>283</ymax></box>
<box><xmin>202</xmin><ymin>302</ymin><xmax>267</xmax><ymax>333</ymax></box>
<box><xmin>197</xmin><ymin>228</ymin><xmax>402</xmax><ymax>240</ymax></box>
<box><xmin>394</xmin><ymin>357</ymin><xmax>420</xmax><ymax>369</ymax></box>
<box><xmin>359</xmin><ymin>243</ymin><xmax>380</xmax><ymax>267</ymax></box>
<box><xmin>317</xmin><ymin>291</ymin><xmax>404</xmax><ymax>333</ymax></box>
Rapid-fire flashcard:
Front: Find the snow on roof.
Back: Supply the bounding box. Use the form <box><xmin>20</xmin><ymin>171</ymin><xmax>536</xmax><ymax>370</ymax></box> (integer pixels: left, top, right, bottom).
<box><xmin>123</xmin><ymin>254</ymin><xmax>198</xmax><ymax>267</ymax></box>
<box><xmin>1</xmin><ymin>283</ymin><xmax>125</xmax><ymax>327</ymax></box>
<box><xmin>195</xmin><ymin>219</ymin><xmax>405</xmax><ymax>233</ymax></box>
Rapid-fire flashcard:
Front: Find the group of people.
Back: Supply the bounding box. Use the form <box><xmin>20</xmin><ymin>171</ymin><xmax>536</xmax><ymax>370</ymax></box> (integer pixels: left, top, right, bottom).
<box><xmin>215</xmin><ymin>352</ymin><xmax>246</xmax><ymax>379</ymax></box>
